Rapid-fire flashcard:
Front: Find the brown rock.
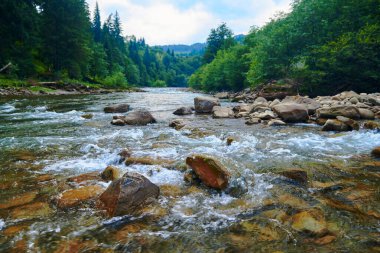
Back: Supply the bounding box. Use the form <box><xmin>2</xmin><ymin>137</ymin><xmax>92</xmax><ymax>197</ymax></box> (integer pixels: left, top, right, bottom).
<box><xmin>57</xmin><ymin>185</ymin><xmax>105</xmax><ymax>208</ymax></box>
<box><xmin>67</xmin><ymin>172</ymin><xmax>100</xmax><ymax>184</ymax></box>
<box><xmin>363</xmin><ymin>121</ymin><xmax>380</xmax><ymax>130</ymax></box>
<box><xmin>10</xmin><ymin>202</ymin><xmax>53</xmax><ymax>219</ymax></box>
<box><xmin>169</xmin><ymin>119</ymin><xmax>186</xmax><ymax>130</ymax></box>
<box><xmin>104</xmin><ymin>104</ymin><xmax>130</xmax><ymax>113</ymax></box>
<box><xmin>186</xmin><ymin>155</ymin><xmax>230</xmax><ymax>190</ymax></box>
<box><xmin>336</xmin><ymin>116</ymin><xmax>359</xmax><ymax>131</ymax></box>
<box><xmin>118</xmin><ymin>148</ymin><xmax>131</xmax><ymax>162</ymax></box>
<box><xmin>279</xmin><ymin>169</ymin><xmax>308</xmax><ymax>185</ymax></box>
<box><xmin>272</xmin><ymin>103</ymin><xmax>309</xmax><ymax>123</ymax></box>
<box><xmin>322</xmin><ymin>119</ymin><xmax>351</xmax><ymax>132</ymax></box>
<box><xmin>291</xmin><ymin>209</ymin><xmax>328</xmax><ymax>236</ymax></box>
<box><xmin>81</xmin><ymin>113</ymin><xmax>93</xmax><ymax>119</ymax></box>
<box><xmin>99</xmin><ymin>172</ymin><xmax>160</xmax><ymax>216</ymax></box>
<box><xmin>226</xmin><ymin>137</ymin><xmax>235</xmax><ymax>146</ymax></box>
<box><xmin>0</xmin><ymin>191</ymin><xmax>38</xmax><ymax>210</ymax></box>
<box><xmin>125</xmin><ymin>157</ymin><xmax>175</xmax><ymax>168</ymax></box>
<box><xmin>371</xmin><ymin>147</ymin><xmax>380</xmax><ymax>158</ymax></box>
<box><xmin>101</xmin><ymin>166</ymin><xmax>121</xmax><ymax>181</ymax></box>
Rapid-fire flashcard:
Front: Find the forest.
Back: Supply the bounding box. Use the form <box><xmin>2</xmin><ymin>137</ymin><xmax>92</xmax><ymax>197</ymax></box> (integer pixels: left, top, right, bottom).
<box><xmin>0</xmin><ymin>0</ymin><xmax>201</xmax><ymax>88</ymax></box>
<box><xmin>189</xmin><ymin>0</ymin><xmax>380</xmax><ymax>95</ymax></box>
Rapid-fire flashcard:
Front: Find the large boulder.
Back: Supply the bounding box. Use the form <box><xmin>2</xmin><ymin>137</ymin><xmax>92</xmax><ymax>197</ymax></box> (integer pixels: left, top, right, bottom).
<box><xmin>272</xmin><ymin>103</ymin><xmax>309</xmax><ymax>123</ymax></box>
<box><xmin>336</xmin><ymin>116</ymin><xmax>359</xmax><ymax>131</ymax></box>
<box><xmin>212</xmin><ymin>106</ymin><xmax>234</xmax><ymax>118</ymax></box>
<box><xmin>194</xmin><ymin>97</ymin><xmax>220</xmax><ymax>113</ymax></box>
<box><xmin>186</xmin><ymin>155</ymin><xmax>230</xmax><ymax>190</ymax></box>
<box><xmin>104</xmin><ymin>104</ymin><xmax>130</xmax><ymax>113</ymax></box>
<box><xmin>173</xmin><ymin>107</ymin><xmax>193</xmax><ymax>115</ymax></box>
<box><xmin>99</xmin><ymin>172</ymin><xmax>160</xmax><ymax>216</ymax></box>
<box><xmin>316</xmin><ymin>106</ymin><xmax>361</xmax><ymax>119</ymax></box>
<box><xmin>111</xmin><ymin>109</ymin><xmax>156</xmax><ymax>126</ymax></box>
<box><xmin>358</xmin><ymin>108</ymin><xmax>375</xmax><ymax>120</ymax></box>
<box><xmin>283</xmin><ymin>96</ymin><xmax>321</xmax><ymax>115</ymax></box>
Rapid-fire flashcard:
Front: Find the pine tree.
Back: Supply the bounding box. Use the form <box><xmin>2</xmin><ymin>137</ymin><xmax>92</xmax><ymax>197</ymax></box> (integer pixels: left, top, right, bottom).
<box><xmin>92</xmin><ymin>2</ymin><xmax>102</xmax><ymax>43</ymax></box>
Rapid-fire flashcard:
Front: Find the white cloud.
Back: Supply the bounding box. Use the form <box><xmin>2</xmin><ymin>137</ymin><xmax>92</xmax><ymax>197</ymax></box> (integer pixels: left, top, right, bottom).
<box><xmin>86</xmin><ymin>0</ymin><xmax>292</xmax><ymax>45</ymax></box>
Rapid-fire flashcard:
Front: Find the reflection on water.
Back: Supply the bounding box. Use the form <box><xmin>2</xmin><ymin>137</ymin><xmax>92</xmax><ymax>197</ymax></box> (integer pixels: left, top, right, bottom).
<box><xmin>0</xmin><ymin>88</ymin><xmax>379</xmax><ymax>252</ymax></box>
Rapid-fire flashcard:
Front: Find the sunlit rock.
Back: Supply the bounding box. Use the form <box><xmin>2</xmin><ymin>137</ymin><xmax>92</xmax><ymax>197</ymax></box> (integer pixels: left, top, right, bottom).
<box><xmin>212</xmin><ymin>106</ymin><xmax>234</xmax><ymax>118</ymax></box>
<box><xmin>268</xmin><ymin>119</ymin><xmax>286</xmax><ymax>126</ymax></box>
<box><xmin>99</xmin><ymin>172</ymin><xmax>160</xmax><ymax>216</ymax></box>
<box><xmin>272</xmin><ymin>103</ymin><xmax>309</xmax><ymax>123</ymax></box>
<box><xmin>358</xmin><ymin>108</ymin><xmax>375</xmax><ymax>119</ymax></box>
<box><xmin>101</xmin><ymin>166</ymin><xmax>121</xmax><ymax>182</ymax></box>
<box><xmin>322</xmin><ymin>119</ymin><xmax>351</xmax><ymax>132</ymax></box>
<box><xmin>186</xmin><ymin>155</ymin><xmax>230</xmax><ymax>190</ymax></box>
<box><xmin>57</xmin><ymin>185</ymin><xmax>105</xmax><ymax>208</ymax></box>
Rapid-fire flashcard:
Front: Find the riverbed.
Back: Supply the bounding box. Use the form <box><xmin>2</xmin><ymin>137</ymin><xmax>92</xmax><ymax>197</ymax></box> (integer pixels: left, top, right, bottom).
<box><xmin>0</xmin><ymin>88</ymin><xmax>379</xmax><ymax>252</ymax></box>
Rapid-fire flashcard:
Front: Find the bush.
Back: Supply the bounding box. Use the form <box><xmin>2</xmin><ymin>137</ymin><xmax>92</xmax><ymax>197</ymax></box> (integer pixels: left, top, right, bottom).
<box><xmin>152</xmin><ymin>80</ymin><xmax>167</xmax><ymax>87</ymax></box>
<box><xmin>103</xmin><ymin>72</ymin><xmax>128</xmax><ymax>88</ymax></box>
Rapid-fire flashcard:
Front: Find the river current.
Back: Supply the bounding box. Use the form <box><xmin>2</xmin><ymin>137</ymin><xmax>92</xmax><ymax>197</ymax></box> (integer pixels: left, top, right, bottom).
<box><xmin>0</xmin><ymin>88</ymin><xmax>379</xmax><ymax>252</ymax></box>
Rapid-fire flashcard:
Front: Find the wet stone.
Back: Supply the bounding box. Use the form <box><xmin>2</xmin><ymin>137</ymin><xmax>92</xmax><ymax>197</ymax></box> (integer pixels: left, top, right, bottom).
<box><xmin>10</xmin><ymin>202</ymin><xmax>53</xmax><ymax>220</ymax></box>
<box><xmin>101</xmin><ymin>166</ymin><xmax>121</xmax><ymax>182</ymax></box>
<box><xmin>0</xmin><ymin>191</ymin><xmax>38</xmax><ymax>210</ymax></box>
<box><xmin>291</xmin><ymin>209</ymin><xmax>328</xmax><ymax>236</ymax></box>
<box><xmin>57</xmin><ymin>185</ymin><xmax>105</xmax><ymax>209</ymax></box>
<box><xmin>279</xmin><ymin>169</ymin><xmax>308</xmax><ymax>185</ymax></box>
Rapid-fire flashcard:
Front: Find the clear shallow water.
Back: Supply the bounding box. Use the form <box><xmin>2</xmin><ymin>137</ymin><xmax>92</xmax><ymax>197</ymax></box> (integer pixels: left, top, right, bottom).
<box><xmin>0</xmin><ymin>88</ymin><xmax>379</xmax><ymax>252</ymax></box>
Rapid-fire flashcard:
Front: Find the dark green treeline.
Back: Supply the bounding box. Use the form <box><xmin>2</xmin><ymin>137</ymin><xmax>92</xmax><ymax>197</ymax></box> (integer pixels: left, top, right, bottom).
<box><xmin>0</xmin><ymin>1</ymin><xmax>201</xmax><ymax>87</ymax></box>
<box><xmin>189</xmin><ymin>0</ymin><xmax>380</xmax><ymax>95</ymax></box>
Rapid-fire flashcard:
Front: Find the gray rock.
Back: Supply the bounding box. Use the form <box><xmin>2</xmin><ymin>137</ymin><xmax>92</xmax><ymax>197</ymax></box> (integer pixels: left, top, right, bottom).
<box><xmin>316</xmin><ymin>106</ymin><xmax>361</xmax><ymax>119</ymax></box>
<box><xmin>111</xmin><ymin>109</ymin><xmax>156</xmax><ymax>126</ymax></box>
<box><xmin>194</xmin><ymin>97</ymin><xmax>220</xmax><ymax>113</ymax></box>
<box><xmin>272</xmin><ymin>103</ymin><xmax>309</xmax><ymax>123</ymax></box>
<box><xmin>173</xmin><ymin>107</ymin><xmax>193</xmax><ymax>115</ymax></box>
<box><xmin>104</xmin><ymin>104</ymin><xmax>130</xmax><ymax>113</ymax></box>
<box><xmin>212</xmin><ymin>106</ymin><xmax>234</xmax><ymax>118</ymax></box>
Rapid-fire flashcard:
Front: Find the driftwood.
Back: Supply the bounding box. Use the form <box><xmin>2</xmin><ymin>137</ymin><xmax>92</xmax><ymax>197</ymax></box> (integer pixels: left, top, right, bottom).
<box><xmin>0</xmin><ymin>62</ymin><xmax>12</xmax><ymax>73</ymax></box>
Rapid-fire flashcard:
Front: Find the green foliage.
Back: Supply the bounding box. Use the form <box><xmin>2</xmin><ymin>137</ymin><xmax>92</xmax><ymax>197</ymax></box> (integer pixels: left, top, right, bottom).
<box><xmin>103</xmin><ymin>72</ymin><xmax>128</xmax><ymax>88</ymax></box>
<box><xmin>0</xmin><ymin>0</ymin><xmax>200</xmax><ymax>88</ymax></box>
<box><xmin>152</xmin><ymin>80</ymin><xmax>167</xmax><ymax>87</ymax></box>
<box><xmin>192</xmin><ymin>0</ymin><xmax>380</xmax><ymax>95</ymax></box>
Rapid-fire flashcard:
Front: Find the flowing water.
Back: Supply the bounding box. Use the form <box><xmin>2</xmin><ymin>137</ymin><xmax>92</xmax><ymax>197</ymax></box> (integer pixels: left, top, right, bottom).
<box><xmin>0</xmin><ymin>88</ymin><xmax>379</xmax><ymax>252</ymax></box>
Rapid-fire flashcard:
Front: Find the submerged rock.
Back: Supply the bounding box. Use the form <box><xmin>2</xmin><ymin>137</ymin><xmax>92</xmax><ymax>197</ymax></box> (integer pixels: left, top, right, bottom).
<box><xmin>10</xmin><ymin>202</ymin><xmax>53</xmax><ymax>219</ymax></box>
<box><xmin>291</xmin><ymin>209</ymin><xmax>328</xmax><ymax>236</ymax></box>
<box><xmin>173</xmin><ymin>107</ymin><xmax>193</xmax><ymax>115</ymax></box>
<box><xmin>99</xmin><ymin>172</ymin><xmax>160</xmax><ymax>216</ymax></box>
<box><xmin>104</xmin><ymin>104</ymin><xmax>130</xmax><ymax>113</ymax></box>
<box><xmin>272</xmin><ymin>103</ymin><xmax>309</xmax><ymax>123</ymax></box>
<box><xmin>212</xmin><ymin>106</ymin><xmax>234</xmax><ymax>118</ymax></box>
<box><xmin>316</xmin><ymin>106</ymin><xmax>361</xmax><ymax>119</ymax></box>
<box><xmin>57</xmin><ymin>185</ymin><xmax>105</xmax><ymax>208</ymax></box>
<box><xmin>0</xmin><ymin>191</ymin><xmax>38</xmax><ymax>210</ymax></box>
<box><xmin>194</xmin><ymin>97</ymin><xmax>220</xmax><ymax>113</ymax></box>
<box><xmin>67</xmin><ymin>172</ymin><xmax>100</xmax><ymax>184</ymax></box>
<box><xmin>186</xmin><ymin>155</ymin><xmax>230</xmax><ymax>190</ymax></box>
<box><xmin>371</xmin><ymin>147</ymin><xmax>380</xmax><ymax>158</ymax></box>
<box><xmin>101</xmin><ymin>166</ymin><xmax>121</xmax><ymax>182</ymax></box>
<box><xmin>81</xmin><ymin>113</ymin><xmax>93</xmax><ymax>119</ymax></box>
<box><xmin>226</xmin><ymin>137</ymin><xmax>235</xmax><ymax>146</ymax></box>
<box><xmin>118</xmin><ymin>148</ymin><xmax>131</xmax><ymax>162</ymax></box>
<box><xmin>279</xmin><ymin>169</ymin><xmax>308</xmax><ymax>185</ymax></box>
<box><xmin>111</xmin><ymin>109</ymin><xmax>156</xmax><ymax>126</ymax></box>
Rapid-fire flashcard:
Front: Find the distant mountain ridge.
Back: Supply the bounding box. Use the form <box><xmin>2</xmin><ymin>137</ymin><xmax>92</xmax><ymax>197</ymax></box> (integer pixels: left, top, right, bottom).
<box><xmin>158</xmin><ymin>34</ymin><xmax>246</xmax><ymax>56</ymax></box>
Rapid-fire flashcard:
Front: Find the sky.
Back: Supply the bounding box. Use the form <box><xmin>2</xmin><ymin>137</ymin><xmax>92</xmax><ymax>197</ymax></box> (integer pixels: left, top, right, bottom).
<box><xmin>86</xmin><ymin>0</ymin><xmax>293</xmax><ymax>46</ymax></box>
